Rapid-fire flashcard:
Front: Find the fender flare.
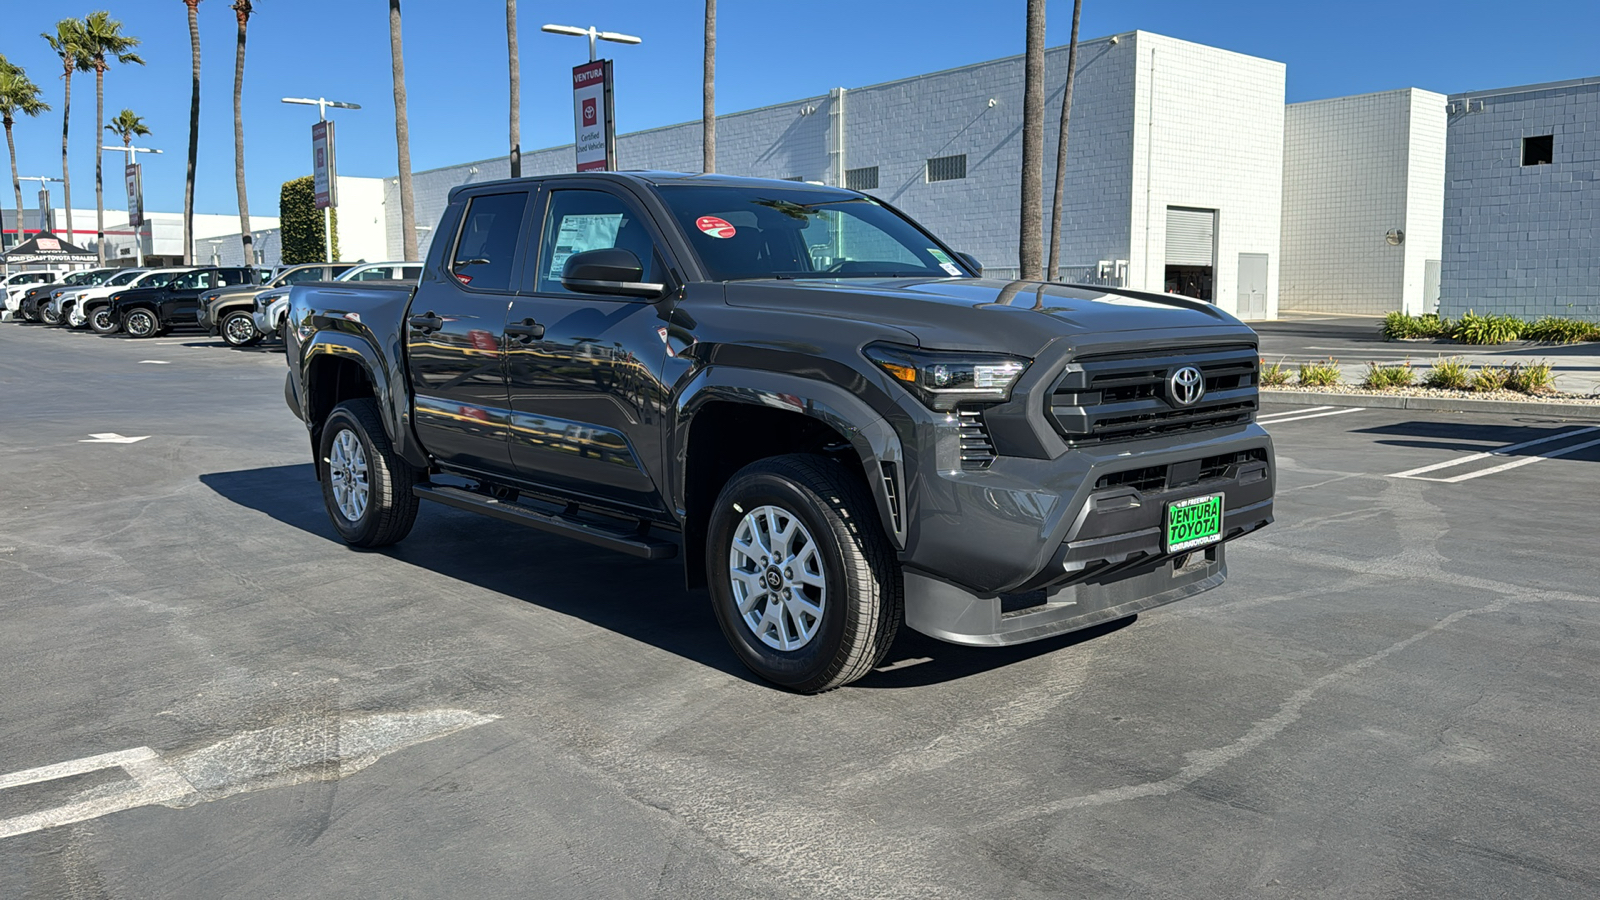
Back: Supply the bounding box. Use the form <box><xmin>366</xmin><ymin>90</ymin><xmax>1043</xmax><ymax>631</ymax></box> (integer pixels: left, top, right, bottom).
<box><xmin>300</xmin><ymin>331</ymin><xmax>430</xmax><ymax>469</ymax></box>
<box><xmin>675</xmin><ymin>366</ymin><xmax>907</xmax><ymax>550</ymax></box>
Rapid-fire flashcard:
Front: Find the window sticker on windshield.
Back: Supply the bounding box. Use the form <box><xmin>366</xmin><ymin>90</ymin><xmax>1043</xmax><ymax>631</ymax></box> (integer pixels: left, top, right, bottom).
<box><xmin>927</xmin><ymin>248</ymin><xmax>962</xmax><ymax>277</ymax></box>
<box><xmin>695</xmin><ymin>216</ymin><xmax>737</xmax><ymax>239</ymax></box>
<box><xmin>548</xmin><ymin>213</ymin><xmax>624</xmax><ymax>278</ymax></box>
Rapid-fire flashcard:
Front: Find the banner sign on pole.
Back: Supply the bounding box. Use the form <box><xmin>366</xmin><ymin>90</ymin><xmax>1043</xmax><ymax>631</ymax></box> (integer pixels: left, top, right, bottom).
<box><xmin>572</xmin><ymin>60</ymin><xmax>616</xmax><ymax>172</ymax></box>
<box><xmin>125</xmin><ymin>163</ymin><xmax>144</xmax><ymax>228</ymax></box>
<box><xmin>312</xmin><ymin>121</ymin><xmax>338</xmax><ymax>209</ymax></box>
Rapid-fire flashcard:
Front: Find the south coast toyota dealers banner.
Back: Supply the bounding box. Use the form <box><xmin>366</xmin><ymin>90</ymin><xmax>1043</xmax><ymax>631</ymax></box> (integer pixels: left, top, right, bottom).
<box><xmin>572</xmin><ymin>60</ymin><xmax>615</xmax><ymax>172</ymax></box>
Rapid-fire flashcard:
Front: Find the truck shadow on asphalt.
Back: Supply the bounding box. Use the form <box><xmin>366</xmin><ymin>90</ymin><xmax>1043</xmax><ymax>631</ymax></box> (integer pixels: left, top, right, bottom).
<box><xmin>1354</xmin><ymin>419</ymin><xmax>1600</xmax><ymax>458</ymax></box>
<box><xmin>200</xmin><ymin>464</ymin><xmax>1133</xmax><ymax>692</ymax></box>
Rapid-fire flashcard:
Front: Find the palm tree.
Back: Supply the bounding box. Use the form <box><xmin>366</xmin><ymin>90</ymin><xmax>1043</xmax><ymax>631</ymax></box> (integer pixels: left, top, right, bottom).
<box><xmin>0</xmin><ymin>58</ymin><xmax>51</xmax><ymax>242</ymax></box>
<box><xmin>183</xmin><ymin>0</ymin><xmax>203</xmax><ymax>265</ymax></box>
<box><xmin>105</xmin><ymin>108</ymin><xmax>150</xmax><ymax>147</ymax></box>
<box><xmin>703</xmin><ymin>0</ymin><xmax>715</xmax><ymax>173</ymax></box>
<box><xmin>43</xmin><ymin>19</ymin><xmax>90</xmax><ymax>240</ymax></box>
<box><xmin>506</xmin><ymin>0</ymin><xmax>520</xmax><ymax>178</ymax></box>
<box><xmin>81</xmin><ymin>11</ymin><xmax>144</xmax><ymax>265</ymax></box>
<box><xmin>389</xmin><ymin>0</ymin><xmax>418</xmax><ymax>260</ymax></box>
<box><xmin>232</xmin><ymin>1</ymin><xmax>254</xmax><ymax>263</ymax></box>
<box><xmin>1017</xmin><ymin>0</ymin><xmax>1046</xmax><ymax>281</ymax></box>
<box><xmin>1045</xmin><ymin>0</ymin><xmax>1082</xmax><ymax>282</ymax></box>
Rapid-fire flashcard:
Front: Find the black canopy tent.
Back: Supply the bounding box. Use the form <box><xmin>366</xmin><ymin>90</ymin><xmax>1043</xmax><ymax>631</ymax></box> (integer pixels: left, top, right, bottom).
<box><xmin>1</xmin><ymin>232</ymin><xmax>97</xmax><ymax>266</ymax></box>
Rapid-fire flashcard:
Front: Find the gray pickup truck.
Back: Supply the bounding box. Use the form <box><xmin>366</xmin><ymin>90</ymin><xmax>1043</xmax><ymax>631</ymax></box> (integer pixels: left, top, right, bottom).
<box><xmin>284</xmin><ymin>171</ymin><xmax>1274</xmax><ymax>692</ymax></box>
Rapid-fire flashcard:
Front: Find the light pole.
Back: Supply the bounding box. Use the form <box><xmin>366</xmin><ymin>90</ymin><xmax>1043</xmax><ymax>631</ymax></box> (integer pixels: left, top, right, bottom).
<box><xmin>15</xmin><ymin>177</ymin><xmax>65</xmax><ymax>277</ymax></box>
<box><xmin>281</xmin><ymin>97</ymin><xmax>360</xmax><ymax>263</ymax></box>
<box><xmin>539</xmin><ymin>23</ymin><xmax>642</xmax><ymax>62</ymax></box>
<box><xmin>101</xmin><ymin>143</ymin><xmax>161</xmax><ymax>267</ymax></box>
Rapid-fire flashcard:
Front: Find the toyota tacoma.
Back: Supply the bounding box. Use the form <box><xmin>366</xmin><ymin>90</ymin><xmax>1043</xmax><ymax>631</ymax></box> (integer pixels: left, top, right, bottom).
<box><xmin>284</xmin><ymin>172</ymin><xmax>1274</xmax><ymax>692</ymax></box>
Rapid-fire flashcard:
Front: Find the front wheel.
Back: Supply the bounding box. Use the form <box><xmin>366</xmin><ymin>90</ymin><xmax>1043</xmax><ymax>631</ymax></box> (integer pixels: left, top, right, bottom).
<box><xmin>89</xmin><ymin>306</ymin><xmax>119</xmax><ymax>334</ymax></box>
<box><xmin>122</xmin><ymin>308</ymin><xmax>160</xmax><ymax>338</ymax></box>
<box><xmin>707</xmin><ymin>454</ymin><xmax>902</xmax><ymax>693</ymax></box>
<box><xmin>40</xmin><ymin>305</ymin><xmax>61</xmax><ymax>326</ymax></box>
<box><xmin>220</xmin><ymin>310</ymin><xmax>261</xmax><ymax>347</ymax></box>
<box><xmin>318</xmin><ymin>398</ymin><xmax>420</xmax><ymax>548</ymax></box>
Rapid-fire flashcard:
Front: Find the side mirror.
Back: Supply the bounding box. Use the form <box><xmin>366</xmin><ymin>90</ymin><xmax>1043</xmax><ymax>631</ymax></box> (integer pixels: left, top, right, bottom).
<box><xmin>956</xmin><ymin>252</ymin><xmax>983</xmax><ymax>277</ymax></box>
<box><xmin>560</xmin><ymin>247</ymin><xmax>666</xmax><ymax>299</ymax></box>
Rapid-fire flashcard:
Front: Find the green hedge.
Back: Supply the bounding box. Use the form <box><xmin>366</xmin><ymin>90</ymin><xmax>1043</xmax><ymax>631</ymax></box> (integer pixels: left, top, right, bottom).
<box><xmin>279</xmin><ymin>176</ymin><xmax>341</xmax><ymax>264</ymax></box>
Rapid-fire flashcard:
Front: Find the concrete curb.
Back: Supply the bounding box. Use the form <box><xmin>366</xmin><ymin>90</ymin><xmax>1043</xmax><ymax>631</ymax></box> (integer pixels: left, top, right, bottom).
<box><xmin>1262</xmin><ymin>389</ymin><xmax>1600</xmax><ymax>420</ymax></box>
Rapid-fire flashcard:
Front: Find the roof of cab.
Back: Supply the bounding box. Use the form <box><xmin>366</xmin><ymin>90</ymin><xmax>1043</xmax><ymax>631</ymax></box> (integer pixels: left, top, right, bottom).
<box><xmin>448</xmin><ymin>170</ymin><xmax>859</xmax><ymax>201</ymax></box>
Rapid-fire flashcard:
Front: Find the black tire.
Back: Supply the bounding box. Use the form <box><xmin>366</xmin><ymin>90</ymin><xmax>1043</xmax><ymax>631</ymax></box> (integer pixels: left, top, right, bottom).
<box><xmin>707</xmin><ymin>454</ymin><xmax>902</xmax><ymax>693</ymax></box>
<box><xmin>122</xmin><ymin>307</ymin><xmax>159</xmax><ymax>338</ymax></box>
<box><xmin>220</xmin><ymin>310</ymin><xmax>262</xmax><ymax>347</ymax></box>
<box><xmin>88</xmin><ymin>306</ymin><xmax>119</xmax><ymax>335</ymax></box>
<box><xmin>40</xmin><ymin>304</ymin><xmax>62</xmax><ymax>326</ymax></box>
<box><xmin>318</xmin><ymin>398</ymin><xmax>420</xmax><ymax>548</ymax></box>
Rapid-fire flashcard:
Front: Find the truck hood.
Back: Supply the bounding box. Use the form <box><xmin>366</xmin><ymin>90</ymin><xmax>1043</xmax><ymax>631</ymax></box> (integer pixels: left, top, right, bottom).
<box><xmin>723</xmin><ymin>277</ymin><xmax>1249</xmax><ymax>356</ymax></box>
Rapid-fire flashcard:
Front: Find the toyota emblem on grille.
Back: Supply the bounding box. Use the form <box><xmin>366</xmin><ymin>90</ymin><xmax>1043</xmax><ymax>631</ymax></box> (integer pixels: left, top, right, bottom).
<box><xmin>1168</xmin><ymin>366</ymin><xmax>1205</xmax><ymax>406</ymax></box>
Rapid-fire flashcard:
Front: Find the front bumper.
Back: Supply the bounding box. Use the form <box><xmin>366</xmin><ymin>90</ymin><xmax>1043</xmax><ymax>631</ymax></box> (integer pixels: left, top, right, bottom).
<box><xmin>898</xmin><ymin>423</ymin><xmax>1274</xmax><ymax>646</ymax></box>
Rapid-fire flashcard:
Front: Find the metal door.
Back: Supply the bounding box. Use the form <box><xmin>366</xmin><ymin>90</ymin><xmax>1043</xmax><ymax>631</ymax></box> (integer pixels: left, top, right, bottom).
<box><xmin>405</xmin><ymin>189</ymin><xmax>531</xmax><ymax>475</ymax></box>
<box><xmin>1165</xmin><ymin>208</ymin><xmax>1216</xmax><ymax>266</ymax></box>
<box><xmin>503</xmin><ymin>185</ymin><xmax>673</xmax><ymax>514</ymax></box>
<box><xmin>1237</xmin><ymin>253</ymin><xmax>1269</xmax><ymax>320</ymax></box>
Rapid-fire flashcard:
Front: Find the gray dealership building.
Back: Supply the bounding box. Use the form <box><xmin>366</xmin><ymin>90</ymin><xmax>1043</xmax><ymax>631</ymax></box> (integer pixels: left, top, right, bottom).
<box><xmin>381</xmin><ymin>34</ymin><xmax>1597</xmax><ymax>323</ymax></box>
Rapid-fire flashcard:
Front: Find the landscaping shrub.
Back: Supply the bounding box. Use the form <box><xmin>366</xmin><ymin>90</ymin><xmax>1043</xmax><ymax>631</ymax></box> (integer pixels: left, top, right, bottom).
<box><xmin>1522</xmin><ymin>317</ymin><xmax>1600</xmax><ymax>344</ymax></box>
<box><xmin>1381</xmin><ymin>312</ymin><xmax>1448</xmax><ymax>340</ymax></box>
<box><xmin>1422</xmin><ymin>357</ymin><xmax>1471</xmax><ymax>390</ymax></box>
<box><xmin>1259</xmin><ymin>358</ymin><xmax>1291</xmax><ymax>387</ymax></box>
<box><xmin>1451</xmin><ymin>311</ymin><xmax>1525</xmax><ymax>345</ymax></box>
<box><xmin>1470</xmin><ymin>366</ymin><xmax>1510</xmax><ymax>392</ymax></box>
<box><xmin>1361</xmin><ymin>361</ymin><xmax>1415</xmax><ymax>389</ymax></box>
<box><xmin>1297</xmin><ymin>358</ymin><xmax>1342</xmax><ymax>388</ymax></box>
<box><xmin>1504</xmin><ymin>361</ymin><xmax>1556</xmax><ymax>394</ymax></box>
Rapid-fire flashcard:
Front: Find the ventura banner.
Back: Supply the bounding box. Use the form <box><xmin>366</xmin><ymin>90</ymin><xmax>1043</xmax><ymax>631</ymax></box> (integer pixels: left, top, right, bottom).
<box><xmin>572</xmin><ymin>60</ymin><xmax>615</xmax><ymax>172</ymax></box>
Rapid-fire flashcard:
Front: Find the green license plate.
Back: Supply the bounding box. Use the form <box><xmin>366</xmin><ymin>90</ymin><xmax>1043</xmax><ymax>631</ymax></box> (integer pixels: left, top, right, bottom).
<box><xmin>1166</xmin><ymin>493</ymin><xmax>1224</xmax><ymax>553</ymax></box>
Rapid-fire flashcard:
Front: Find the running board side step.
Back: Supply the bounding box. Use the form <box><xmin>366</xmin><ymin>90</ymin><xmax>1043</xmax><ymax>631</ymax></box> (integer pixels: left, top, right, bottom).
<box><xmin>412</xmin><ymin>484</ymin><xmax>678</xmax><ymax>560</ymax></box>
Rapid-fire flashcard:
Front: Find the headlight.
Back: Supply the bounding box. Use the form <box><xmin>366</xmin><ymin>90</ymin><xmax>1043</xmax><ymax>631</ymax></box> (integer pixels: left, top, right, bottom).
<box><xmin>864</xmin><ymin>343</ymin><xmax>1030</xmax><ymax>411</ymax></box>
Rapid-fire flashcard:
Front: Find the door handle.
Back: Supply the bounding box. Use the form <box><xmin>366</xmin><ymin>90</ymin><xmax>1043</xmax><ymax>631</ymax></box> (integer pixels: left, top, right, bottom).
<box><xmin>504</xmin><ymin>317</ymin><xmax>545</xmax><ymax>343</ymax></box>
<box><xmin>408</xmin><ymin>311</ymin><xmax>443</xmax><ymax>333</ymax></box>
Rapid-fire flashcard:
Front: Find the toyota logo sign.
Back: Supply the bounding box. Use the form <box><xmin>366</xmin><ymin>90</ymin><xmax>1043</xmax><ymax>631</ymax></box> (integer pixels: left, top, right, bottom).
<box><xmin>1168</xmin><ymin>366</ymin><xmax>1205</xmax><ymax>406</ymax></box>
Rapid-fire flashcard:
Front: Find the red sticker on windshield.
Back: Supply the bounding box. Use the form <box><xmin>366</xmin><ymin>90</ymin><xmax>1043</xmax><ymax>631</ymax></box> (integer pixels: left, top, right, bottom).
<box><xmin>696</xmin><ymin>216</ymin><xmax>736</xmax><ymax>239</ymax></box>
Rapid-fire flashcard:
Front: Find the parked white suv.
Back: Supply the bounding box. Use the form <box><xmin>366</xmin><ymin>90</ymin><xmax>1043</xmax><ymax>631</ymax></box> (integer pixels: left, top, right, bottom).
<box><xmin>1</xmin><ymin>271</ymin><xmax>59</xmax><ymax>315</ymax></box>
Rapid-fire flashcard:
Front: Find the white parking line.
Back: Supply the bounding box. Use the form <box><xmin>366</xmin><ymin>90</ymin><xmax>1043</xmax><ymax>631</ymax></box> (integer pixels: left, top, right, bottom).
<box><xmin>1259</xmin><ymin>406</ymin><xmax>1332</xmax><ymax>421</ymax></box>
<box><xmin>1389</xmin><ymin>426</ymin><xmax>1600</xmax><ymax>482</ymax></box>
<box><xmin>1260</xmin><ymin>408</ymin><xmax>1366</xmax><ymax>425</ymax></box>
<box><xmin>0</xmin><ymin>747</ymin><xmax>192</xmax><ymax>840</ymax></box>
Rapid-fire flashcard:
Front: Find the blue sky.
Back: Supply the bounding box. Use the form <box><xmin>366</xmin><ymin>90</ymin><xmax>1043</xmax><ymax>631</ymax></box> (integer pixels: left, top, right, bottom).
<box><xmin>0</xmin><ymin>0</ymin><xmax>1595</xmax><ymax>227</ymax></box>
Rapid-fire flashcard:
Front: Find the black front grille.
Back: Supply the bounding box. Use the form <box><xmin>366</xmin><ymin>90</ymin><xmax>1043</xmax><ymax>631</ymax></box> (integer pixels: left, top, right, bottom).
<box><xmin>1094</xmin><ymin>448</ymin><xmax>1268</xmax><ymax>493</ymax></box>
<box><xmin>958</xmin><ymin>407</ymin><xmax>997</xmax><ymax>470</ymax></box>
<box><xmin>1050</xmin><ymin>345</ymin><xmax>1259</xmax><ymax>445</ymax></box>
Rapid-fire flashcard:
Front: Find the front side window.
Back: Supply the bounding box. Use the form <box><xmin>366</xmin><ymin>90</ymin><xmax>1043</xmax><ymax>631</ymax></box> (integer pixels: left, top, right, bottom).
<box><xmin>536</xmin><ymin>190</ymin><xmax>664</xmax><ymax>294</ymax></box>
<box><xmin>139</xmin><ymin>270</ymin><xmax>182</xmax><ymax>289</ymax></box>
<box><xmin>655</xmin><ymin>185</ymin><xmax>970</xmax><ymax>282</ymax></box>
<box><xmin>280</xmin><ymin>266</ymin><xmax>327</xmax><ymax>285</ymax></box>
<box><xmin>451</xmin><ymin>192</ymin><xmax>529</xmax><ymax>292</ymax></box>
<box><xmin>106</xmin><ymin>269</ymin><xmax>144</xmax><ymax>286</ymax></box>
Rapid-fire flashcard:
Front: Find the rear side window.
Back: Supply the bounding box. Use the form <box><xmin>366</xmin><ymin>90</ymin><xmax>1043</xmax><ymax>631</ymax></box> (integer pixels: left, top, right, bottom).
<box><xmin>451</xmin><ymin>192</ymin><xmax>529</xmax><ymax>292</ymax></box>
<box><xmin>535</xmin><ymin>189</ymin><xmax>663</xmax><ymax>294</ymax></box>
<box><xmin>281</xmin><ymin>267</ymin><xmax>326</xmax><ymax>285</ymax></box>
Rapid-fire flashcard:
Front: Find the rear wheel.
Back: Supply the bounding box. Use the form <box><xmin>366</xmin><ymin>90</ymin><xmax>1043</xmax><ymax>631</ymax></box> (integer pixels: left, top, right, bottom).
<box><xmin>220</xmin><ymin>310</ymin><xmax>261</xmax><ymax>347</ymax></box>
<box><xmin>707</xmin><ymin>454</ymin><xmax>902</xmax><ymax>693</ymax></box>
<box><xmin>89</xmin><ymin>306</ymin><xmax>119</xmax><ymax>334</ymax></box>
<box><xmin>123</xmin><ymin>308</ymin><xmax>159</xmax><ymax>338</ymax></box>
<box><xmin>318</xmin><ymin>398</ymin><xmax>420</xmax><ymax>548</ymax></box>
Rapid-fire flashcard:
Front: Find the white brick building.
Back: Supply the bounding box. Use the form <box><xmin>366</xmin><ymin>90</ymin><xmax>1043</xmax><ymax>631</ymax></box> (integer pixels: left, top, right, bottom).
<box><xmin>1440</xmin><ymin>77</ymin><xmax>1600</xmax><ymax>322</ymax></box>
<box><xmin>388</xmin><ymin>31</ymin><xmax>1287</xmax><ymax>321</ymax></box>
<box><xmin>1280</xmin><ymin>89</ymin><xmax>1447</xmax><ymax>315</ymax></box>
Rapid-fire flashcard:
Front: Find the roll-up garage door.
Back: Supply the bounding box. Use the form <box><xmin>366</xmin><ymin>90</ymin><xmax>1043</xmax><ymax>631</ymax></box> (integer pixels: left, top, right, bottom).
<box><xmin>1165</xmin><ymin>207</ymin><xmax>1215</xmax><ymax>266</ymax></box>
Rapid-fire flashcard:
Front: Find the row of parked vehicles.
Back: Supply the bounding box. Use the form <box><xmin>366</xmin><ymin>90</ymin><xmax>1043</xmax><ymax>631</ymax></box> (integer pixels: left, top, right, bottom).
<box><xmin>1</xmin><ymin>260</ymin><xmax>421</xmax><ymax>346</ymax></box>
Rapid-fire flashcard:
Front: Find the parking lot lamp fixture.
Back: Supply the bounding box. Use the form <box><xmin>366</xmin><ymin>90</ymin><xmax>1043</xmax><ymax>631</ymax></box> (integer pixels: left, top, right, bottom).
<box><xmin>539</xmin><ymin>24</ymin><xmax>641</xmax><ymax>63</ymax></box>
<box><xmin>281</xmin><ymin>97</ymin><xmax>361</xmax><ymax>263</ymax></box>
<box><xmin>101</xmin><ymin>144</ymin><xmax>161</xmax><ymax>267</ymax></box>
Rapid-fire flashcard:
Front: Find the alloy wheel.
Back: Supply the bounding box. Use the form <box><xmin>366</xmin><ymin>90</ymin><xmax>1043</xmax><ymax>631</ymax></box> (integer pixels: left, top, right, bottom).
<box><xmin>727</xmin><ymin>504</ymin><xmax>827</xmax><ymax>651</ymax></box>
<box><xmin>327</xmin><ymin>427</ymin><xmax>370</xmax><ymax>523</ymax></box>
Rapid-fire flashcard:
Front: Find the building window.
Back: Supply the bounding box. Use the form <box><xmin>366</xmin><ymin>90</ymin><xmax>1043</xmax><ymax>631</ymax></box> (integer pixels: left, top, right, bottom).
<box><xmin>1522</xmin><ymin>135</ymin><xmax>1554</xmax><ymax>166</ymax></box>
<box><xmin>845</xmin><ymin>166</ymin><xmax>879</xmax><ymax>191</ymax></box>
<box><xmin>926</xmin><ymin>154</ymin><xmax>967</xmax><ymax>183</ymax></box>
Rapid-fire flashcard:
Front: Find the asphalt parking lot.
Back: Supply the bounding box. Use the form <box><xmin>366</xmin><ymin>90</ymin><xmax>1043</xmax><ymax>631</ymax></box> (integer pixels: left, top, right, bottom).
<box><xmin>3</xmin><ymin>323</ymin><xmax>1599</xmax><ymax>899</ymax></box>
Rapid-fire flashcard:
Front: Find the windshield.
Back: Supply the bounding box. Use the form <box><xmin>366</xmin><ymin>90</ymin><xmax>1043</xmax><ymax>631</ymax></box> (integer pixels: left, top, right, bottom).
<box><xmin>655</xmin><ymin>185</ymin><xmax>972</xmax><ymax>282</ymax></box>
<box><xmin>107</xmin><ymin>270</ymin><xmax>145</xmax><ymax>286</ymax></box>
